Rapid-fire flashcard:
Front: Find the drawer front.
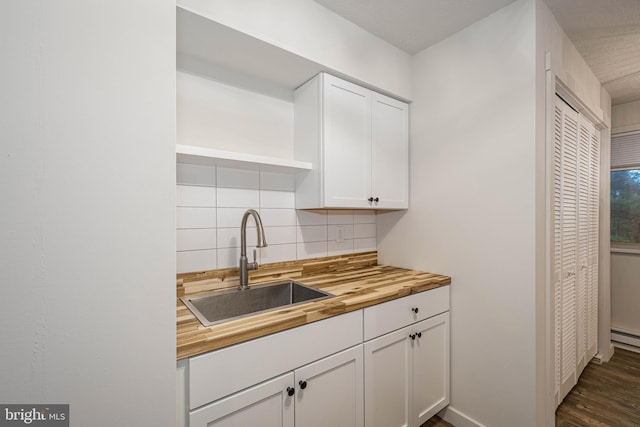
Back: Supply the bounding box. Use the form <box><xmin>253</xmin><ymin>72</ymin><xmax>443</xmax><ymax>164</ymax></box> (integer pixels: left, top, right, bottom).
<box><xmin>189</xmin><ymin>310</ymin><xmax>363</xmax><ymax>409</ymax></box>
<box><xmin>363</xmin><ymin>286</ymin><xmax>449</xmax><ymax>341</ymax></box>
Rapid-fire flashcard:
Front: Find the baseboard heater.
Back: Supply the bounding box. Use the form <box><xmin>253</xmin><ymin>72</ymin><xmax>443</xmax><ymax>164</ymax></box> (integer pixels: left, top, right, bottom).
<box><xmin>611</xmin><ymin>328</ymin><xmax>640</xmax><ymax>352</ymax></box>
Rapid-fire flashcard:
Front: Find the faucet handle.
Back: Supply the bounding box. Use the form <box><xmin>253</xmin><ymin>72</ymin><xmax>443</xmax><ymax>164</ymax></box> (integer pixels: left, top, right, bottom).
<box><xmin>253</xmin><ymin>249</ymin><xmax>258</xmax><ymax>265</ymax></box>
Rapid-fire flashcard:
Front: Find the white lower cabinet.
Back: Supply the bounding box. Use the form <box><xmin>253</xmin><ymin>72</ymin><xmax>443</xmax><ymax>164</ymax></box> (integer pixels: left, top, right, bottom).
<box><xmin>364</xmin><ymin>325</ymin><xmax>412</xmax><ymax>427</ymax></box>
<box><xmin>190</xmin><ymin>373</ymin><xmax>294</xmax><ymax>427</ymax></box>
<box><xmin>295</xmin><ymin>345</ymin><xmax>363</xmax><ymax>427</ymax></box>
<box><xmin>184</xmin><ymin>311</ymin><xmax>364</xmax><ymax>427</ymax></box>
<box><xmin>180</xmin><ymin>289</ymin><xmax>449</xmax><ymax>427</ymax></box>
<box><xmin>411</xmin><ymin>313</ymin><xmax>450</xmax><ymax>425</ymax></box>
<box><xmin>364</xmin><ymin>313</ymin><xmax>450</xmax><ymax>427</ymax></box>
<box><xmin>190</xmin><ymin>345</ymin><xmax>363</xmax><ymax>427</ymax></box>
<box><xmin>363</xmin><ymin>287</ymin><xmax>450</xmax><ymax>427</ymax></box>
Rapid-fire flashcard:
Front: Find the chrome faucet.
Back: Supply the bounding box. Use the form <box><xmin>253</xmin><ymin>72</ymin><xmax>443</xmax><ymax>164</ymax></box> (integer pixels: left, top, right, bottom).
<box><xmin>239</xmin><ymin>209</ymin><xmax>268</xmax><ymax>290</ymax></box>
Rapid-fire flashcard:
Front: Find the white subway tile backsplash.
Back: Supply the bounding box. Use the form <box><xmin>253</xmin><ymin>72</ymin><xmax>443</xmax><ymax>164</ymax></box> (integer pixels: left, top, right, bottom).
<box><xmin>297</xmin><ymin>241</ymin><xmax>328</xmax><ymax>260</ymax></box>
<box><xmin>328</xmin><ymin>210</ymin><xmax>354</xmax><ymax>225</ymax></box>
<box><xmin>260</xmin><ymin>244</ymin><xmax>297</xmax><ymax>264</ymax></box>
<box><xmin>176</xmin><ymin>170</ymin><xmax>379</xmax><ymax>273</ymax></box>
<box><xmin>217</xmin><ymin>187</ymin><xmax>260</xmax><ymax>208</ymax></box>
<box><xmin>217</xmin><ymin>167</ymin><xmax>259</xmax><ymax>189</ymax></box>
<box><xmin>328</xmin><ymin>239</ymin><xmax>354</xmax><ymax>257</ymax></box>
<box><xmin>217</xmin><ymin>247</ymin><xmax>241</xmax><ymax>269</ymax></box>
<box><xmin>177</xmin><ymin>163</ymin><xmax>216</xmax><ymax>187</ymax></box>
<box><xmin>177</xmin><ymin>185</ymin><xmax>216</xmax><ymax>207</ymax></box>
<box><xmin>297</xmin><ymin>210</ymin><xmax>328</xmax><ymax>226</ymax></box>
<box><xmin>354</xmin><ymin>223</ymin><xmax>377</xmax><ymax>239</ymax></box>
<box><xmin>354</xmin><ymin>238</ymin><xmax>377</xmax><ymax>252</ymax></box>
<box><xmin>264</xmin><ymin>226</ymin><xmax>297</xmax><ymax>245</ymax></box>
<box><xmin>217</xmin><ymin>227</ymin><xmax>258</xmax><ymax>249</ymax></box>
<box><xmin>328</xmin><ymin>224</ymin><xmax>354</xmax><ymax>241</ymax></box>
<box><xmin>260</xmin><ymin>171</ymin><xmax>295</xmax><ymax>191</ymax></box>
<box><xmin>177</xmin><ymin>249</ymin><xmax>216</xmax><ymax>274</ymax></box>
<box><xmin>259</xmin><ymin>208</ymin><xmax>297</xmax><ymax>227</ymax></box>
<box><xmin>354</xmin><ymin>210</ymin><xmax>376</xmax><ymax>224</ymax></box>
<box><xmin>177</xmin><ymin>229</ymin><xmax>217</xmax><ymax>251</ymax></box>
<box><xmin>297</xmin><ymin>225</ymin><xmax>328</xmax><ymax>243</ymax></box>
<box><xmin>217</xmin><ymin>207</ymin><xmax>257</xmax><ymax>228</ymax></box>
<box><xmin>177</xmin><ymin>207</ymin><xmax>216</xmax><ymax>229</ymax></box>
<box><xmin>260</xmin><ymin>190</ymin><xmax>295</xmax><ymax>209</ymax></box>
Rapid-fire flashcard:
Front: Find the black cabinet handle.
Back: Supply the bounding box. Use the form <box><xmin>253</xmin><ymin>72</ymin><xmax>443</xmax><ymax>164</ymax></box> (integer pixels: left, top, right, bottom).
<box><xmin>287</xmin><ymin>387</ymin><xmax>295</xmax><ymax>396</ymax></box>
<box><xmin>299</xmin><ymin>380</ymin><xmax>307</xmax><ymax>390</ymax></box>
<box><xmin>410</xmin><ymin>333</ymin><xmax>416</xmax><ymax>340</ymax></box>
<box><xmin>368</xmin><ymin>197</ymin><xmax>374</xmax><ymax>202</ymax></box>
<box><xmin>374</xmin><ymin>197</ymin><xmax>379</xmax><ymax>202</ymax></box>
<box><xmin>412</xmin><ymin>307</ymin><xmax>419</xmax><ymax>314</ymax></box>
<box><xmin>417</xmin><ymin>332</ymin><xmax>422</xmax><ymax>338</ymax></box>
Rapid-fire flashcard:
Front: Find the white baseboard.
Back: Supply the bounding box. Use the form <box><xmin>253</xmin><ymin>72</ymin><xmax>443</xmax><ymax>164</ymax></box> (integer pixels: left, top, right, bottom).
<box><xmin>594</xmin><ymin>342</ymin><xmax>617</xmax><ymax>363</ymax></box>
<box><xmin>613</xmin><ymin>341</ymin><xmax>640</xmax><ymax>354</ymax></box>
<box><xmin>612</xmin><ymin>328</ymin><xmax>640</xmax><ymax>352</ymax></box>
<box><xmin>439</xmin><ymin>406</ymin><xmax>486</xmax><ymax>427</ymax></box>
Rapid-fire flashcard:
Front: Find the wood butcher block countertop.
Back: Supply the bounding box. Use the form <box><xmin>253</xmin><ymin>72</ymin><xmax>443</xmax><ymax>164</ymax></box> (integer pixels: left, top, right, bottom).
<box><xmin>176</xmin><ymin>252</ymin><xmax>451</xmax><ymax>360</ymax></box>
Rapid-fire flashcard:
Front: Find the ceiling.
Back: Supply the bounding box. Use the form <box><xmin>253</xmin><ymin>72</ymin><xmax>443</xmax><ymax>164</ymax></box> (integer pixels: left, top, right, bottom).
<box><xmin>314</xmin><ymin>0</ymin><xmax>640</xmax><ymax>106</ymax></box>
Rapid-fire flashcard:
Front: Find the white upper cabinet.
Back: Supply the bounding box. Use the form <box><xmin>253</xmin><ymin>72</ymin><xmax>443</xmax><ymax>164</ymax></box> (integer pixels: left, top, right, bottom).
<box><xmin>294</xmin><ymin>73</ymin><xmax>409</xmax><ymax>209</ymax></box>
<box><xmin>323</xmin><ymin>75</ymin><xmax>372</xmax><ymax>208</ymax></box>
<box><xmin>371</xmin><ymin>92</ymin><xmax>409</xmax><ymax>209</ymax></box>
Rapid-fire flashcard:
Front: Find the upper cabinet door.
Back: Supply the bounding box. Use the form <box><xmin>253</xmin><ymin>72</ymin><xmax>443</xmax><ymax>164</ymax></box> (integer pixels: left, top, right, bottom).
<box><xmin>371</xmin><ymin>93</ymin><xmax>409</xmax><ymax>209</ymax></box>
<box><xmin>294</xmin><ymin>73</ymin><xmax>409</xmax><ymax>210</ymax></box>
<box><xmin>323</xmin><ymin>74</ymin><xmax>372</xmax><ymax>208</ymax></box>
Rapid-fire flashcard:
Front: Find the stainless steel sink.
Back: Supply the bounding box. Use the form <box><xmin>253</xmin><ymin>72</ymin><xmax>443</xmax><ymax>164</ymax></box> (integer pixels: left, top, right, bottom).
<box><xmin>180</xmin><ymin>281</ymin><xmax>333</xmax><ymax>327</ymax></box>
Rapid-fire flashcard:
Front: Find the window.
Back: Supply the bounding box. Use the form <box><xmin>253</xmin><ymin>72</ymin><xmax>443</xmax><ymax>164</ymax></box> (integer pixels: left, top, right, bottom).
<box><xmin>611</xmin><ymin>130</ymin><xmax>640</xmax><ymax>249</ymax></box>
<box><xmin>611</xmin><ymin>169</ymin><xmax>640</xmax><ymax>247</ymax></box>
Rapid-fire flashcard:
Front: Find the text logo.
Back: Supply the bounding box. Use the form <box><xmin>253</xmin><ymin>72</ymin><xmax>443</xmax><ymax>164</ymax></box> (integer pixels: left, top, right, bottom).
<box><xmin>0</xmin><ymin>405</ymin><xmax>68</xmax><ymax>426</ymax></box>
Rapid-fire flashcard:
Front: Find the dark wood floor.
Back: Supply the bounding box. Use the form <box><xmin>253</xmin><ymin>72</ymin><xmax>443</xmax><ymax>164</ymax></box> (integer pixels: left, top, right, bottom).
<box><xmin>421</xmin><ymin>415</ymin><xmax>454</xmax><ymax>427</ymax></box>
<box><xmin>420</xmin><ymin>415</ymin><xmax>454</xmax><ymax>427</ymax></box>
<box><xmin>556</xmin><ymin>347</ymin><xmax>640</xmax><ymax>426</ymax></box>
<box><xmin>420</xmin><ymin>348</ymin><xmax>640</xmax><ymax>427</ymax></box>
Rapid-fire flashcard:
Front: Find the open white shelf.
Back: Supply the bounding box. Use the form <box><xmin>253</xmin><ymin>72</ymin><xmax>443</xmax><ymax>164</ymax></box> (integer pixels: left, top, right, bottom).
<box><xmin>176</xmin><ymin>144</ymin><xmax>312</xmax><ymax>173</ymax></box>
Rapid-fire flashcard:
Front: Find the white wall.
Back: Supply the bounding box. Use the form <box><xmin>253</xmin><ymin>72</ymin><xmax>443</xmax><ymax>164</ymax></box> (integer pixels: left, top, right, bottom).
<box><xmin>377</xmin><ymin>1</ymin><xmax>540</xmax><ymax>426</ymax></box>
<box><xmin>377</xmin><ymin>0</ymin><xmax>613</xmax><ymax>424</ymax></box>
<box><xmin>537</xmin><ymin>0</ymin><xmax>613</xmax><ymax>374</ymax></box>
<box><xmin>177</xmin><ymin>0</ymin><xmax>412</xmax><ymax>100</ymax></box>
<box><xmin>177</xmin><ymin>71</ymin><xmax>295</xmax><ymax>158</ymax></box>
<box><xmin>0</xmin><ymin>1</ymin><xmax>176</xmax><ymax>425</ymax></box>
<box><xmin>612</xmin><ymin>100</ymin><xmax>640</xmax><ymax>133</ymax></box>
<box><xmin>537</xmin><ymin>1</ymin><xmax>611</xmax><ymax>126</ymax></box>
<box><xmin>611</xmin><ymin>101</ymin><xmax>640</xmax><ymax>345</ymax></box>
<box><xmin>176</xmin><ymin>163</ymin><xmax>377</xmax><ymax>273</ymax></box>
<box><xmin>611</xmin><ymin>253</ymin><xmax>640</xmax><ymax>337</ymax></box>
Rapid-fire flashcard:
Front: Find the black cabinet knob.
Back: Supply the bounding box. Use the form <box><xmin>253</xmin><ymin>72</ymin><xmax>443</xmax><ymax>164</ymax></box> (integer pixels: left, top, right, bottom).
<box><xmin>287</xmin><ymin>387</ymin><xmax>295</xmax><ymax>396</ymax></box>
<box><xmin>410</xmin><ymin>333</ymin><xmax>416</xmax><ymax>340</ymax></box>
<box><xmin>412</xmin><ymin>307</ymin><xmax>419</xmax><ymax>314</ymax></box>
<box><xmin>374</xmin><ymin>197</ymin><xmax>379</xmax><ymax>202</ymax></box>
<box><xmin>368</xmin><ymin>197</ymin><xmax>374</xmax><ymax>202</ymax></box>
<box><xmin>417</xmin><ymin>332</ymin><xmax>422</xmax><ymax>338</ymax></box>
<box><xmin>299</xmin><ymin>380</ymin><xmax>307</xmax><ymax>390</ymax></box>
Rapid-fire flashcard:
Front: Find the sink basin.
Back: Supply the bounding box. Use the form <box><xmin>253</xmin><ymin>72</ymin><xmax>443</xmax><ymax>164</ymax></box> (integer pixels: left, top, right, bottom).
<box><xmin>180</xmin><ymin>281</ymin><xmax>333</xmax><ymax>327</ymax></box>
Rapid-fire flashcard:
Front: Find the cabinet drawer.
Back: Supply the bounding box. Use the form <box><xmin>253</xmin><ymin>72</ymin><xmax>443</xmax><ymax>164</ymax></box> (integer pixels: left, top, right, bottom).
<box><xmin>363</xmin><ymin>286</ymin><xmax>449</xmax><ymax>341</ymax></box>
<box><xmin>189</xmin><ymin>310</ymin><xmax>363</xmax><ymax>409</ymax></box>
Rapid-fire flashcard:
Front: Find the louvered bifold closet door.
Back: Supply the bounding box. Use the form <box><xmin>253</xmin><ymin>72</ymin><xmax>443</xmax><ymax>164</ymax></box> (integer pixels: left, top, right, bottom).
<box><xmin>552</xmin><ymin>98</ymin><xmax>563</xmax><ymax>404</ymax></box>
<box><xmin>586</xmin><ymin>122</ymin><xmax>600</xmax><ymax>360</ymax></box>
<box><xmin>559</xmin><ymin>100</ymin><xmax>579</xmax><ymax>401</ymax></box>
<box><xmin>576</xmin><ymin>115</ymin><xmax>591</xmax><ymax>374</ymax></box>
<box><xmin>552</xmin><ymin>95</ymin><xmax>601</xmax><ymax>407</ymax></box>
